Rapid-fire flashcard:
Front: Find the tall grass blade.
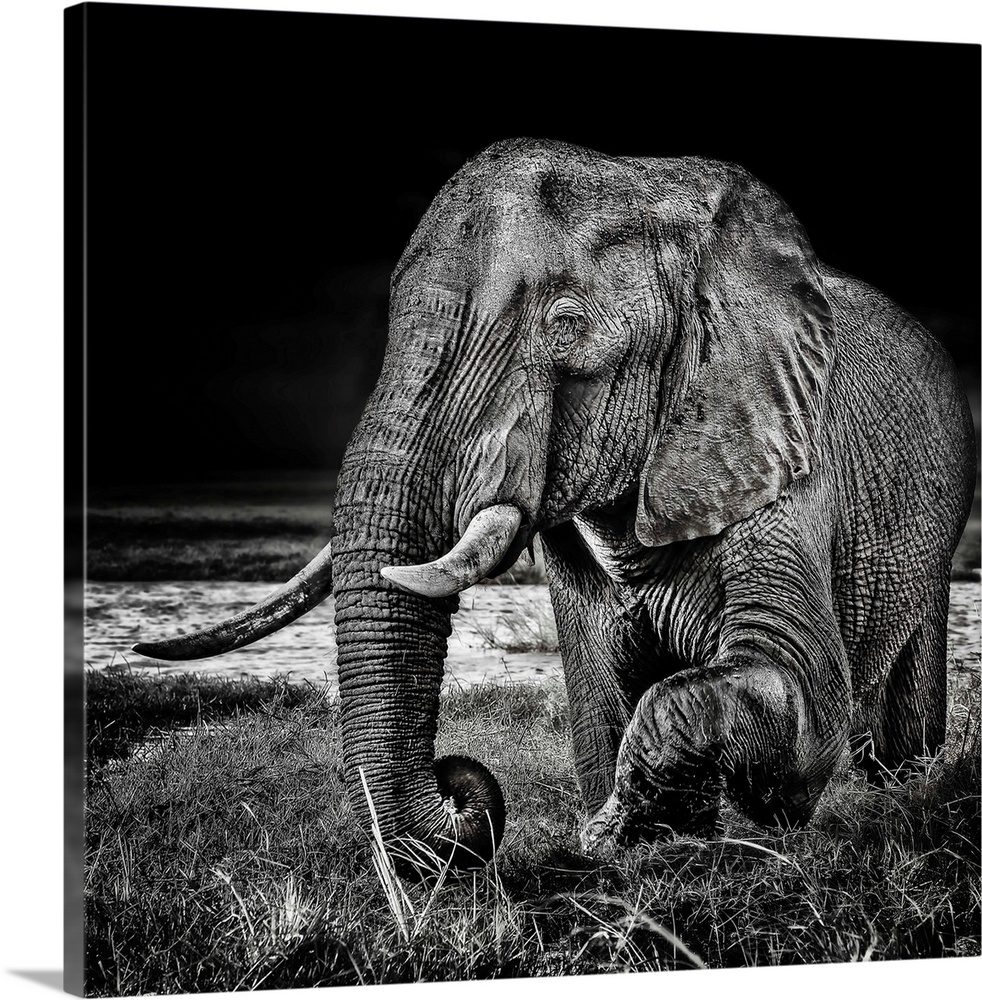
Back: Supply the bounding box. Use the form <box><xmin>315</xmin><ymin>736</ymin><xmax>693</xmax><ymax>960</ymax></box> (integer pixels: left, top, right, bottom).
<box><xmin>359</xmin><ymin>767</ymin><xmax>414</xmax><ymax>942</ymax></box>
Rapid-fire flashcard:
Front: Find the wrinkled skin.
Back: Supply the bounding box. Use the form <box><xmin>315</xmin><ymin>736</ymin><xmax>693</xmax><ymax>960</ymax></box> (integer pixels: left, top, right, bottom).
<box><xmin>333</xmin><ymin>138</ymin><xmax>974</xmax><ymax>859</ymax></box>
<box><xmin>143</xmin><ymin>138</ymin><xmax>975</xmax><ymax>864</ymax></box>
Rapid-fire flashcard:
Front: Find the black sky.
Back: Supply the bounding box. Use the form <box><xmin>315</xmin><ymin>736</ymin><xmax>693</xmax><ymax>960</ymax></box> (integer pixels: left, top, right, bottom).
<box><xmin>76</xmin><ymin>3</ymin><xmax>981</xmax><ymax>485</ymax></box>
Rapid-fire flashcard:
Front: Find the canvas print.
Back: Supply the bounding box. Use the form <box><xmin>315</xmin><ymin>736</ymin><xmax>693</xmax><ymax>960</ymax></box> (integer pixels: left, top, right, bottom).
<box><xmin>69</xmin><ymin>3</ymin><xmax>981</xmax><ymax>995</ymax></box>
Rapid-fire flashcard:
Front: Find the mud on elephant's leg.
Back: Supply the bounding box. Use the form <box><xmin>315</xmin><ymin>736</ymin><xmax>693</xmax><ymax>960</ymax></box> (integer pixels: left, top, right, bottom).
<box><xmin>581</xmin><ymin>646</ymin><xmax>850</xmax><ymax>853</ymax></box>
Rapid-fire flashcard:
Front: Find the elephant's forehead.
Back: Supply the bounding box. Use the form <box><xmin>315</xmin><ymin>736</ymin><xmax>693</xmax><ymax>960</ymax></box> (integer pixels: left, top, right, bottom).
<box><xmin>392</xmin><ymin>141</ymin><xmax>717</xmax><ymax>313</ymax></box>
<box><xmin>460</xmin><ymin>147</ymin><xmax>639</xmax><ymax>228</ymax></box>
<box><xmin>421</xmin><ymin>157</ymin><xmax>641</xmax><ymax>297</ymax></box>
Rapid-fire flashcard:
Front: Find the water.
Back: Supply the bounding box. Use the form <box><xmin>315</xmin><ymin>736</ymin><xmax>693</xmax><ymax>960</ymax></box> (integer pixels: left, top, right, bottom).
<box><xmin>84</xmin><ymin>582</ymin><xmax>561</xmax><ymax>691</ymax></box>
<box><xmin>84</xmin><ymin>581</ymin><xmax>980</xmax><ymax>695</ymax></box>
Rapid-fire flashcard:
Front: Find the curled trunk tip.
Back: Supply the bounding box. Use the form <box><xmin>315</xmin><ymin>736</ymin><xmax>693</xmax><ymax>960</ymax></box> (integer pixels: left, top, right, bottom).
<box><xmin>358</xmin><ymin>755</ymin><xmax>506</xmax><ymax>871</ymax></box>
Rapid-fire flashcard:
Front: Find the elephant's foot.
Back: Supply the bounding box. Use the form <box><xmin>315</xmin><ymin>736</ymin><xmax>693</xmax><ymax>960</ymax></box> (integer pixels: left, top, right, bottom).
<box><xmin>579</xmin><ymin>796</ymin><xmax>626</xmax><ymax>857</ymax></box>
<box><xmin>580</xmin><ymin>784</ymin><xmax>721</xmax><ymax>857</ymax></box>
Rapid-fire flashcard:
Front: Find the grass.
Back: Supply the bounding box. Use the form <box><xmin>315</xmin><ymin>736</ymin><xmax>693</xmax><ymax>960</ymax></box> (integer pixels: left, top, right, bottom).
<box><xmin>83</xmin><ymin>666</ymin><xmax>980</xmax><ymax>995</ymax></box>
<box><xmin>469</xmin><ymin>585</ymin><xmax>561</xmax><ymax>654</ymax></box>
<box><xmin>85</xmin><ymin>670</ymin><xmax>315</xmax><ymax>766</ymax></box>
<box><xmin>85</xmin><ymin>507</ymin><xmax>549</xmax><ymax>584</ymax></box>
<box><xmin>954</xmin><ymin>511</ymin><xmax>981</xmax><ymax>581</ymax></box>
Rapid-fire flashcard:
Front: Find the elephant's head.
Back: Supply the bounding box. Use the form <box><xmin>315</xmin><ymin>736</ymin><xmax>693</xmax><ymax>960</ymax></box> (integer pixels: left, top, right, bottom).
<box><xmin>136</xmin><ymin>138</ymin><xmax>834</xmax><ymax>866</ymax></box>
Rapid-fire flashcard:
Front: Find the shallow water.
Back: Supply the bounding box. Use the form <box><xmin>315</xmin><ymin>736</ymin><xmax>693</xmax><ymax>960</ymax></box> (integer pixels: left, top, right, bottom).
<box><xmin>84</xmin><ymin>582</ymin><xmax>560</xmax><ymax>690</ymax></box>
<box><xmin>84</xmin><ymin>580</ymin><xmax>980</xmax><ymax>696</ymax></box>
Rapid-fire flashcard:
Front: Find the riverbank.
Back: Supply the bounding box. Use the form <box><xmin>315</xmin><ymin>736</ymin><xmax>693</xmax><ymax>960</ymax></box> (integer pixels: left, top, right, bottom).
<box><xmin>86</xmin><ymin>469</ymin><xmax>979</xmax><ymax>583</ymax></box>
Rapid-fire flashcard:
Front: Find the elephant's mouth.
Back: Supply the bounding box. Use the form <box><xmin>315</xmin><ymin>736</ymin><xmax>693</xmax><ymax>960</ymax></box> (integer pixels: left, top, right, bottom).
<box><xmin>489</xmin><ymin>522</ymin><xmax>536</xmax><ymax>579</ymax></box>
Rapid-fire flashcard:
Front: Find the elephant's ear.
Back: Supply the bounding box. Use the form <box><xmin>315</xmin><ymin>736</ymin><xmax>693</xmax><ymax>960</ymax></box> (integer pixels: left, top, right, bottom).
<box><xmin>636</xmin><ymin>167</ymin><xmax>836</xmax><ymax>548</ymax></box>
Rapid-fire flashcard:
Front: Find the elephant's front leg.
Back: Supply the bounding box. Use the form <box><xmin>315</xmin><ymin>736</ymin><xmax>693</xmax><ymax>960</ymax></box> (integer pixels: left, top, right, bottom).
<box><xmin>581</xmin><ymin>628</ymin><xmax>851</xmax><ymax>852</ymax></box>
<box><xmin>542</xmin><ymin>524</ymin><xmax>662</xmax><ymax>812</ymax></box>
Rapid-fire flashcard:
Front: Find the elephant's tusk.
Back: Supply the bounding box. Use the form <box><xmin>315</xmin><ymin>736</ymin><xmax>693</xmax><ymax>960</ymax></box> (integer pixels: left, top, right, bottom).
<box><xmin>381</xmin><ymin>504</ymin><xmax>522</xmax><ymax>598</ymax></box>
<box><xmin>132</xmin><ymin>542</ymin><xmax>334</xmax><ymax>660</ymax></box>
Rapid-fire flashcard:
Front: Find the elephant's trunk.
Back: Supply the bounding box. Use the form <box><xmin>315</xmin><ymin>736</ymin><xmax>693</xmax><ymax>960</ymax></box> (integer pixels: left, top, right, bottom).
<box><xmin>331</xmin><ymin>440</ymin><xmax>509</xmax><ymax>868</ymax></box>
<box><xmin>329</xmin><ymin>284</ymin><xmax>550</xmax><ymax>867</ymax></box>
<box><xmin>135</xmin><ymin>279</ymin><xmax>540</xmax><ymax>867</ymax></box>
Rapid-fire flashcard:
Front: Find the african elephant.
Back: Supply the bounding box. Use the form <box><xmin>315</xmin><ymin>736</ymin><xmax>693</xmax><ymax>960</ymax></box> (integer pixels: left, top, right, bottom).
<box><xmin>136</xmin><ymin>138</ymin><xmax>976</xmax><ymax>865</ymax></box>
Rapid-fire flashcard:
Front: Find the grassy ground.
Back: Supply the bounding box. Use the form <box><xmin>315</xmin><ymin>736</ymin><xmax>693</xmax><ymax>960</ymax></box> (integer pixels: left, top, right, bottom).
<box><xmin>84</xmin><ymin>663</ymin><xmax>980</xmax><ymax>995</ymax></box>
<box><xmin>86</xmin><ymin>510</ymin><xmax>335</xmax><ymax>582</ymax></box>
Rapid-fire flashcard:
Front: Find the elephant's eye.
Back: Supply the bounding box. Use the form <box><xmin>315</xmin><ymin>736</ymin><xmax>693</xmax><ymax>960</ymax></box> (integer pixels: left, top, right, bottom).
<box><xmin>546</xmin><ymin>296</ymin><xmax>585</xmax><ymax>322</ymax></box>
<box><xmin>545</xmin><ymin>297</ymin><xmax>588</xmax><ymax>347</ymax></box>
<box><xmin>551</xmin><ymin>314</ymin><xmax>585</xmax><ymax>345</ymax></box>
<box><xmin>542</xmin><ymin>294</ymin><xmax>622</xmax><ymax>376</ymax></box>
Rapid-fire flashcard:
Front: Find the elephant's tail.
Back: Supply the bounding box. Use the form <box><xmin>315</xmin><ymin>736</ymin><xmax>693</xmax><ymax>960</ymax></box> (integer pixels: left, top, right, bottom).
<box><xmin>131</xmin><ymin>542</ymin><xmax>333</xmax><ymax>660</ymax></box>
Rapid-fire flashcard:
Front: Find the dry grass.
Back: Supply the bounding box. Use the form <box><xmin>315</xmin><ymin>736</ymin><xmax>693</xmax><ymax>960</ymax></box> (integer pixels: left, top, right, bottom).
<box><xmin>83</xmin><ymin>668</ymin><xmax>980</xmax><ymax>995</ymax></box>
<box><xmin>86</xmin><ymin>511</ymin><xmax>332</xmax><ymax>581</ymax></box>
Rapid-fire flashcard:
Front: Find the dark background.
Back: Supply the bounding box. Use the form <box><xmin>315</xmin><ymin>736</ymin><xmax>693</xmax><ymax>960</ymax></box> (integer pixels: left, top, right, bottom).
<box><xmin>80</xmin><ymin>3</ymin><xmax>981</xmax><ymax>486</ymax></box>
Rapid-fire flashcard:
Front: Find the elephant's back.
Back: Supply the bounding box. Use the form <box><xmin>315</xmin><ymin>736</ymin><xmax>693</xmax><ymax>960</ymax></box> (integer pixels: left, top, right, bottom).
<box><xmin>819</xmin><ymin>264</ymin><xmax>974</xmax><ymax>512</ymax></box>
<box><xmin>817</xmin><ymin>265</ymin><xmax>976</xmax><ymax>664</ymax></box>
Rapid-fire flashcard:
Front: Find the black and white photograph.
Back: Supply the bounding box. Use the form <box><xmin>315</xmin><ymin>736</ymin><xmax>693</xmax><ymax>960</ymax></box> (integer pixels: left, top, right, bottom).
<box><xmin>52</xmin><ymin>1</ymin><xmax>982</xmax><ymax>995</ymax></box>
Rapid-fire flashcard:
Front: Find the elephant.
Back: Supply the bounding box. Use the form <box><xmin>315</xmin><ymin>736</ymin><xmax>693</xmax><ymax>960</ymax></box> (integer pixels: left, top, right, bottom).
<box><xmin>135</xmin><ymin>137</ymin><xmax>976</xmax><ymax>866</ymax></box>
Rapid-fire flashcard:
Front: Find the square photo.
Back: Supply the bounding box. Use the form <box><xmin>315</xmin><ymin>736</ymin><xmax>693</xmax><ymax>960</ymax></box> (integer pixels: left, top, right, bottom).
<box><xmin>68</xmin><ymin>3</ymin><xmax>981</xmax><ymax>995</ymax></box>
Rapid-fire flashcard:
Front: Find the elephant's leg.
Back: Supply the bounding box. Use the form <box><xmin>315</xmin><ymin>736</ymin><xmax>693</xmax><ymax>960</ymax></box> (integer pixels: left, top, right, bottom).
<box><xmin>861</xmin><ymin>584</ymin><xmax>949</xmax><ymax>780</ymax></box>
<box><xmin>542</xmin><ymin>524</ymin><xmax>662</xmax><ymax>813</ymax></box>
<box><xmin>581</xmin><ymin>623</ymin><xmax>851</xmax><ymax>850</ymax></box>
